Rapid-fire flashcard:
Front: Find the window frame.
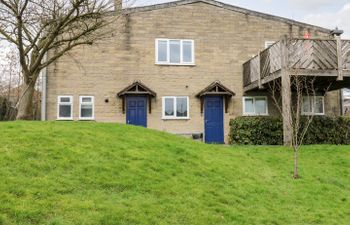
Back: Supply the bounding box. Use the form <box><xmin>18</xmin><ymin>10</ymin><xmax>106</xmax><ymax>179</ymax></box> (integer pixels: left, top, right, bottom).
<box><xmin>301</xmin><ymin>96</ymin><xmax>325</xmax><ymax>116</ymax></box>
<box><xmin>79</xmin><ymin>96</ymin><xmax>95</xmax><ymax>120</ymax></box>
<box><xmin>242</xmin><ymin>96</ymin><xmax>269</xmax><ymax>116</ymax></box>
<box><xmin>155</xmin><ymin>38</ymin><xmax>195</xmax><ymax>65</ymax></box>
<box><xmin>57</xmin><ymin>95</ymin><xmax>73</xmax><ymax>120</ymax></box>
<box><xmin>162</xmin><ymin>96</ymin><xmax>190</xmax><ymax>120</ymax></box>
<box><xmin>342</xmin><ymin>88</ymin><xmax>350</xmax><ymax>115</ymax></box>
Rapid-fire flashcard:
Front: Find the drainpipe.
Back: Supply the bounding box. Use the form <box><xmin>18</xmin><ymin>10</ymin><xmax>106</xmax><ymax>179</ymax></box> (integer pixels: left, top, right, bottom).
<box><xmin>41</xmin><ymin>53</ymin><xmax>47</xmax><ymax>121</ymax></box>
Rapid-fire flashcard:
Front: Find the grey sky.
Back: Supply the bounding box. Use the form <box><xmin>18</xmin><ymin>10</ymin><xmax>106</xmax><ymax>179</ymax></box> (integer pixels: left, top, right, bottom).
<box><xmin>132</xmin><ymin>0</ymin><xmax>350</xmax><ymax>38</ymax></box>
<box><xmin>1</xmin><ymin>0</ymin><xmax>349</xmax><ymax>57</ymax></box>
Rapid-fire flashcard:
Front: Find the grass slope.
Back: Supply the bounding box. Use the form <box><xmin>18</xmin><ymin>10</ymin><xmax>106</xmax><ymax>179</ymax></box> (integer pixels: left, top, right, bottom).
<box><xmin>0</xmin><ymin>122</ymin><xmax>349</xmax><ymax>225</ymax></box>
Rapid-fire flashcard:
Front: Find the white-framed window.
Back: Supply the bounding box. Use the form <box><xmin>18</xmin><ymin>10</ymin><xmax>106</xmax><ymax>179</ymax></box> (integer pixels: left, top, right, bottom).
<box><xmin>243</xmin><ymin>96</ymin><xmax>268</xmax><ymax>116</ymax></box>
<box><xmin>162</xmin><ymin>96</ymin><xmax>189</xmax><ymax>119</ymax></box>
<box><xmin>343</xmin><ymin>89</ymin><xmax>350</xmax><ymax>115</ymax></box>
<box><xmin>302</xmin><ymin>96</ymin><xmax>325</xmax><ymax>115</ymax></box>
<box><xmin>57</xmin><ymin>96</ymin><xmax>73</xmax><ymax>120</ymax></box>
<box><xmin>79</xmin><ymin>96</ymin><xmax>94</xmax><ymax>120</ymax></box>
<box><xmin>155</xmin><ymin>39</ymin><xmax>195</xmax><ymax>65</ymax></box>
<box><xmin>265</xmin><ymin>41</ymin><xmax>275</xmax><ymax>48</ymax></box>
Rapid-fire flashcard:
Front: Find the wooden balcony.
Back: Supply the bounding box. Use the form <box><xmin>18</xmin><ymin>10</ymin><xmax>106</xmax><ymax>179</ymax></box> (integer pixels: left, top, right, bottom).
<box><xmin>243</xmin><ymin>38</ymin><xmax>350</xmax><ymax>92</ymax></box>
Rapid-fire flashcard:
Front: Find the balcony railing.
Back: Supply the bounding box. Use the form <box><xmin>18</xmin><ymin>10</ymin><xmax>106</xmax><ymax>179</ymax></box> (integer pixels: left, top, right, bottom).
<box><xmin>243</xmin><ymin>38</ymin><xmax>350</xmax><ymax>91</ymax></box>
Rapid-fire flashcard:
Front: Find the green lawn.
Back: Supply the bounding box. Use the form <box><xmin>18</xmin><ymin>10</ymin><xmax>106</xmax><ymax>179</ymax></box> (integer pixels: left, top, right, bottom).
<box><xmin>0</xmin><ymin>122</ymin><xmax>349</xmax><ymax>225</ymax></box>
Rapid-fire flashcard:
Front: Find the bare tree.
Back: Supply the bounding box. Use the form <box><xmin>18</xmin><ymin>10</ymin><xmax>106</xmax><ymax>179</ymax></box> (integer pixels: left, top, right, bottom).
<box><xmin>0</xmin><ymin>0</ymin><xmax>120</xmax><ymax>119</ymax></box>
<box><xmin>0</xmin><ymin>47</ymin><xmax>23</xmax><ymax>120</ymax></box>
<box><xmin>269</xmin><ymin>74</ymin><xmax>331</xmax><ymax>179</ymax></box>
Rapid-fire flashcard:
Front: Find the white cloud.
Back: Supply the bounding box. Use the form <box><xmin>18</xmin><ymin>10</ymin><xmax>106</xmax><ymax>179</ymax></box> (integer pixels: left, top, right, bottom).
<box><xmin>288</xmin><ymin>0</ymin><xmax>334</xmax><ymax>10</ymax></box>
<box><xmin>302</xmin><ymin>3</ymin><xmax>350</xmax><ymax>38</ymax></box>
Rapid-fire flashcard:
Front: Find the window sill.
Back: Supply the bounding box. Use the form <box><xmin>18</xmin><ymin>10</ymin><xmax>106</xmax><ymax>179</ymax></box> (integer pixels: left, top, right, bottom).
<box><xmin>79</xmin><ymin>118</ymin><xmax>95</xmax><ymax>121</ymax></box>
<box><xmin>155</xmin><ymin>62</ymin><xmax>196</xmax><ymax>66</ymax></box>
<box><xmin>162</xmin><ymin>117</ymin><xmax>190</xmax><ymax>120</ymax></box>
<box><xmin>56</xmin><ymin>118</ymin><xmax>73</xmax><ymax>121</ymax></box>
<box><xmin>301</xmin><ymin>113</ymin><xmax>325</xmax><ymax>116</ymax></box>
<box><xmin>243</xmin><ymin>114</ymin><xmax>269</xmax><ymax>116</ymax></box>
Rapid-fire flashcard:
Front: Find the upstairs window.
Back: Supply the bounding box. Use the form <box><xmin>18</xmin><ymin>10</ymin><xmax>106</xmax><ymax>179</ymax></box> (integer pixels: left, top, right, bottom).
<box><xmin>302</xmin><ymin>96</ymin><xmax>324</xmax><ymax>115</ymax></box>
<box><xmin>156</xmin><ymin>39</ymin><xmax>194</xmax><ymax>65</ymax></box>
<box><xmin>57</xmin><ymin>96</ymin><xmax>73</xmax><ymax>120</ymax></box>
<box><xmin>162</xmin><ymin>96</ymin><xmax>189</xmax><ymax>119</ymax></box>
<box><xmin>243</xmin><ymin>96</ymin><xmax>268</xmax><ymax>116</ymax></box>
<box><xmin>79</xmin><ymin>96</ymin><xmax>94</xmax><ymax>120</ymax></box>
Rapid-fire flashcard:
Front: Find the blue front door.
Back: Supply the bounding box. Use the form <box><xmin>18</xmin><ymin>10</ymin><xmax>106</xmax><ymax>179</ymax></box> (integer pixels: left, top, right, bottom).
<box><xmin>126</xmin><ymin>96</ymin><xmax>147</xmax><ymax>127</ymax></box>
<box><xmin>204</xmin><ymin>96</ymin><xmax>224</xmax><ymax>144</ymax></box>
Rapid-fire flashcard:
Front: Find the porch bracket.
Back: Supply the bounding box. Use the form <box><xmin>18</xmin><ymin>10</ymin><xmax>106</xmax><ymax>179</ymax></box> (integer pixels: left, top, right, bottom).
<box><xmin>117</xmin><ymin>80</ymin><xmax>157</xmax><ymax>114</ymax></box>
<box><xmin>196</xmin><ymin>81</ymin><xmax>235</xmax><ymax>114</ymax></box>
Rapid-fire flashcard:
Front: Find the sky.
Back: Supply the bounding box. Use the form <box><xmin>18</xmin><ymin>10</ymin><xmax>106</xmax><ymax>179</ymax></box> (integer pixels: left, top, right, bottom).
<box><xmin>1</xmin><ymin>0</ymin><xmax>349</xmax><ymax>58</ymax></box>
<box><xmin>131</xmin><ymin>0</ymin><xmax>350</xmax><ymax>38</ymax></box>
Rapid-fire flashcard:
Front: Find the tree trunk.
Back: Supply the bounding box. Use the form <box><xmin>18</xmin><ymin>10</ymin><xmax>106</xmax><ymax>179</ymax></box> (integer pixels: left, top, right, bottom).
<box><xmin>16</xmin><ymin>82</ymin><xmax>35</xmax><ymax>120</ymax></box>
<box><xmin>293</xmin><ymin>148</ymin><xmax>299</xmax><ymax>179</ymax></box>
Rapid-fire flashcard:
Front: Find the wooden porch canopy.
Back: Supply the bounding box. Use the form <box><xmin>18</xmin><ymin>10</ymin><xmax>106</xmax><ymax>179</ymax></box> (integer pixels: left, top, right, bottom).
<box><xmin>117</xmin><ymin>81</ymin><xmax>156</xmax><ymax>114</ymax></box>
<box><xmin>196</xmin><ymin>81</ymin><xmax>235</xmax><ymax>113</ymax></box>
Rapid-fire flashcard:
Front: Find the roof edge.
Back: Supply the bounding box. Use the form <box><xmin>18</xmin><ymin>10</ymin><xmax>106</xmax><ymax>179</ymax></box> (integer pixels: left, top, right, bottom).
<box><xmin>123</xmin><ymin>0</ymin><xmax>331</xmax><ymax>34</ymax></box>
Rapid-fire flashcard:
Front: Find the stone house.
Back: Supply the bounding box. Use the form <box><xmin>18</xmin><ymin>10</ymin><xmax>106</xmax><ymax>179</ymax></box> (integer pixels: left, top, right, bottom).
<box><xmin>42</xmin><ymin>0</ymin><xmax>350</xmax><ymax>143</ymax></box>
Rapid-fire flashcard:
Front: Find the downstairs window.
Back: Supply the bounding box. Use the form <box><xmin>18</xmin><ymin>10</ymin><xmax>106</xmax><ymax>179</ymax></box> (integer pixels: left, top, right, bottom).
<box><xmin>302</xmin><ymin>96</ymin><xmax>325</xmax><ymax>115</ymax></box>
<box><xmin>243</xmin><ymin>96</ymin><xmax>268</xmax><ymax>116</ymax></box>
<box><xmin>162</xmin><ymin>96</ymin><xmax>189</xmax><ymax>119</ymax></box>
<box><xmin>57</xmin><ymin>96</ymin><xmax>73</xmax><ymax>120</ymax></box>
<box><xmin>79</xmin><ymin>96</ymin><xmax>94</xmax><ymax>120</ymax></box>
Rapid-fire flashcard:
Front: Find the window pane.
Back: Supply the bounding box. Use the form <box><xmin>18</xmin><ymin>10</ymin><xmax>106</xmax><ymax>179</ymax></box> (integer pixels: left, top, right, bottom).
<box><xmin>164</xmin><ymin>98</ymin><xmax>174</xmax><ymax>116</ymax></box>
<box><xmin>82</xmin><ymin>97</ymin><xmax>92</xmax><ymax>103</ymax></box>
<box><xmin>81</xmin><ymin>104</ymin><xmax>93</xmax><ymax>118</ymax></box>
<box><xmin>59</xmin><ymin>105</ymin><xmax>71</xmax><ymax>118</ymax></box>
<box><xmin>60</xmin><ymin>97</ymin><xmax>71</xmax><ymax>103</ymax></box>
<box><xmin>169</xmin><ymin>40</ymin><xmax>180</xmax><ymax>63</ymax></box>
<box><xmin>302</xmin><ymin>97</ymin><xmax>311</xmax><ymax>113</ymax></box>
<box><xmin>183</xmin><ymin>41</ymin><xmax>192</xmax><ymax>63</ymax></box>
<box><xmin>158</xmin><ymin>40</ymin><xmax>167</xmax><ymax>62</ymax></box>
<box><xmin>314</xmin><ymin>97</ymin><xmax>324</xmax><ymax>114</ymax></box>
<box><xmin>176</xmin><ymin>97</ymin><xmax>188</xmax><ymax>117</ymax></box>
<box><xmin>255</xmin><ymin>98</ymin><xmax>267</xmax><ymax>114</ymax></box>
<box><xmin>244</xmin><ymin>98</ymin><xmax>254</xmax><ymax>113</ymax></box>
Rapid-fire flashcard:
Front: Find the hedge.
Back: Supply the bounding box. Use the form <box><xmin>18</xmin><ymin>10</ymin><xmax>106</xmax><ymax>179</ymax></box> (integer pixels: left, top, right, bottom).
<box><xmin>229</xmin><ymin>116</ymin><xmax>350</xmax><ymax>145</ymax></box>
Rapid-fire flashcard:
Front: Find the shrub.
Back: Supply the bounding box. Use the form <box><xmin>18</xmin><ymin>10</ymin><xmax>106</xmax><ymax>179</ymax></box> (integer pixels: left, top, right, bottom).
<box><xmin>303</xmin><ymin>116</ymin><xmax>350</xmax><ymax>145</ymax></box>
<box><xmin>229</xmin><ymin>116</ymin><xmax>350</xmax><ymax>145</ymax></box>
<box><xmin>229</xmin><ymin>117</ymin><xmax>283</xmax><ymax>145</ymax></box>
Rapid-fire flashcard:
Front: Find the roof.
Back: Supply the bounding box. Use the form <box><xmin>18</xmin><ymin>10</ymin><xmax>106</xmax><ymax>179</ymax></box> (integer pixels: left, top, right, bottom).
<box><xmin>125</xmin><ymin>0</ymin><xmax>331</xmax><ymax>34</ymax></box>
<box><xmin>117</xmin><ymin>80</ymin><xmax>156</xmax><ymax>97</ymax></box>
<box><xmin>196</xmin><ymin>81</ymin><xmax>235</xmax><ymax>97</ymax></box>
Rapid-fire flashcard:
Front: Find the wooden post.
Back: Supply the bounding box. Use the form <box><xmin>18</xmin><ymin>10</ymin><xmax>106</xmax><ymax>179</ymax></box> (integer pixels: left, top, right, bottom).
<box><xmin>281</xmin><ymin>36</ymin><xmax>292</xmax><ymax>146</ymax></box>
<box><xmin>336</xmin><ymin>35</ymin><xmax>343</xmax><ymax>81</ymax></box>
<box><xmin>122</xmin><ymin>96</ymin><xmax>125</xmax><ymax>114</ymax></box>
<box><xmin>258</xmin><ymin>51</ymin><xmax>262</xmax><ymax>89</ymax></box>
<box><xmin>148</xmin><ymin>95</ymin><xmax>152</xmax><ymax>114</ymax></box>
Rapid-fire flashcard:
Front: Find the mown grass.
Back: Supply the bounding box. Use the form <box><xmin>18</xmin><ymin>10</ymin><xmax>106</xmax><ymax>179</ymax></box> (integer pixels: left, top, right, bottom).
<box><xmin>0</xmin><ymin>122</ymin><xmax>349</xmax><ymax>225</ymax></box>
